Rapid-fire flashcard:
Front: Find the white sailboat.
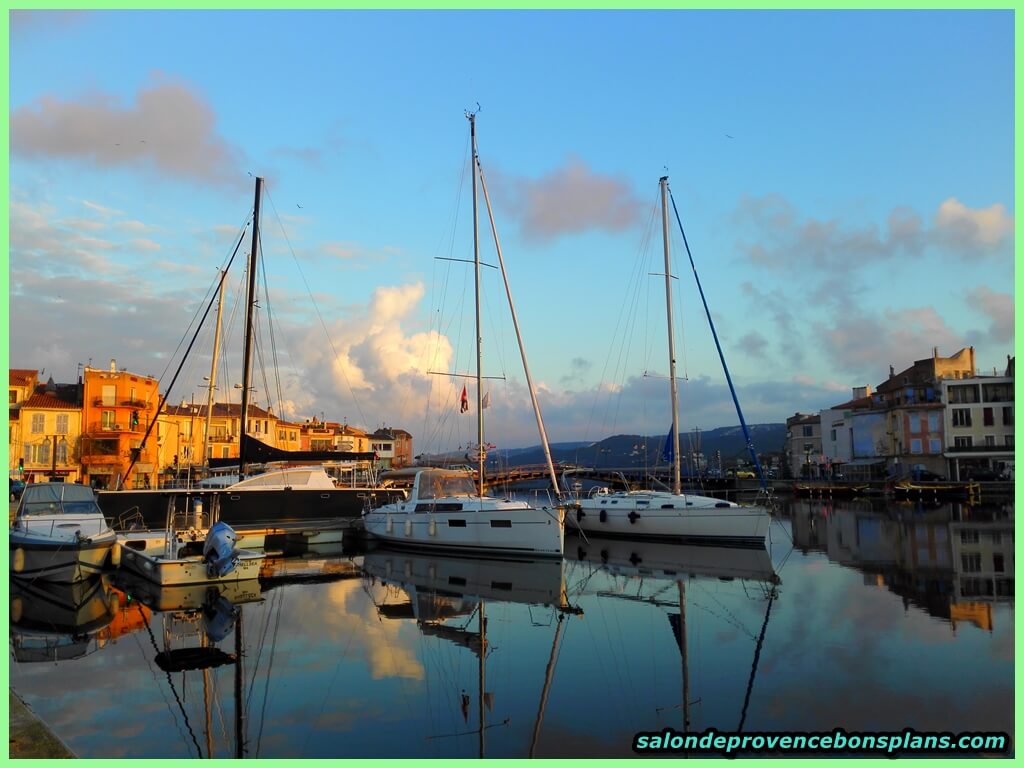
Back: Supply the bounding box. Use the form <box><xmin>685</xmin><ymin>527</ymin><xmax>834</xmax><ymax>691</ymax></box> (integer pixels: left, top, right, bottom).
<box><xmin>572</xmin><ymin>176</ymin><xmax>770</xmax><ymax>546</ymax></box>
<box><xmin>363</xmin><ymin>111</ymin><xmax>564</xmax><ymax>557</ymax></box>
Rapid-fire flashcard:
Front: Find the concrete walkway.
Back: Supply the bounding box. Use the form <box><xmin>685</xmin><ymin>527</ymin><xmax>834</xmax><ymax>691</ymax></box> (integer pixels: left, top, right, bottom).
<box><xmin>9</xmin><ymin>690</ymin><xmax>75</xmax><ymax>758</ymax></box>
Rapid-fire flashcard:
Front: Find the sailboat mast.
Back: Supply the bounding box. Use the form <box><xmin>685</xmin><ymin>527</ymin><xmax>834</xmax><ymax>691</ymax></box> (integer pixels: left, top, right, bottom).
<box><xmin>660</xmin><ymin>176</ymin><xmax>682</xmax><ymax>495</ymax></box>
<box><xmin>239</xmin><ymin>176</ymin><xmax>263</xmax><ymax>480</ymax></box>
<box><xmin>469</xmin><ymin>113</ymin><xmax>485</xmax><ymax>497</ymax></box>
<box><xmin>478</xmin><ymin>603</ymin><xmax>487</xmax><ymax>758</ymax></box>
<box><xmin>203</xmin><ymin>269</ymin><xmax>227</xmax><ymax>469</ymax></box>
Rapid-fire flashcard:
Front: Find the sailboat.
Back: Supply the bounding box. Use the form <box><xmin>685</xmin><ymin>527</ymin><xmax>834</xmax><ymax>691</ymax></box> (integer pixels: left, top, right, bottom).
<box><xmin>571</xmin><ymin>177</ymin><xmax>771</xmax><ymax>547</ymax></box>
<box><xmin>362</xmin><ymin>111</ymin><xmax>565</xmax><ymax>557</ymax></box>
<box><xmin>97</xmin><ymin>176</ymin><xmax>404</xmax><ymax>547</ymax></box>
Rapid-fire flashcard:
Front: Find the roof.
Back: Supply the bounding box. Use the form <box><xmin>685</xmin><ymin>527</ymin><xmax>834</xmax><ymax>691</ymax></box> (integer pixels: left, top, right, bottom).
<box><xmin>9</xmin><ymin>369</ymin><xmax>38</xmax><ymax>386</ymax></box>
<box><xmin>163</xmin><ymin>402</ymin><xmax>275</xmax><ymax>418</ymax></box>
<box><xmin>827</xmin><ymin>394</ymin><xmax>875</xmax><ymax>411</ymax></box>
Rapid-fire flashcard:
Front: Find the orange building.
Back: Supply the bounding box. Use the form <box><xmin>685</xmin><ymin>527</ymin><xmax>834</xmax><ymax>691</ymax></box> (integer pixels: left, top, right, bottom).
<box><xmin>80</xmin><ymin>360</ymin><xmax>160</xmax><ymax>489</ymax></box>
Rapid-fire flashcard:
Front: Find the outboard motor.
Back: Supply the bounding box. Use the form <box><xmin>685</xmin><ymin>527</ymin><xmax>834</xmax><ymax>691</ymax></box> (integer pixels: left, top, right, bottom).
<box><xmin>202</xmin><ymin>592</ymin><xmax>240</xmax><ymax>642</ymax></box>
<box><xmin>203</xmin><ymin>521</ymin><xmax>240</xmax><ymax>578</ymax></box>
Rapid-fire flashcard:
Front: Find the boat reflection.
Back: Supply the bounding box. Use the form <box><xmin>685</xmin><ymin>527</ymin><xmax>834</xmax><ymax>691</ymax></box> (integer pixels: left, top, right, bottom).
<box><xmin>10</xmin><ymin>575</ymin><xmax>119</xmax><ymax>663</ymax></box>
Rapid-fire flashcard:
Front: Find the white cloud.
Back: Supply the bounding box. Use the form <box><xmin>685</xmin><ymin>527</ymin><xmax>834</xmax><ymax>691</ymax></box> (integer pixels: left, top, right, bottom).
<box><xmin>934</xmin><ymin>197</ymin><xmax>1014</xmax><ymax>249</ymax></box>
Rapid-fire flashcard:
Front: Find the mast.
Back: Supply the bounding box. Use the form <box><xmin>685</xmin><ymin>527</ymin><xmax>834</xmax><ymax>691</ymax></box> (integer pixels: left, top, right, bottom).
<box><xmin>239</xmin><ymin>176</ymin><xmax>263</xmax><ymax>480</ymax></box>
<box><xmin>660</xmin><ymin>176</ymin><xmax>682</xmax><ymax>494</ymax></box>
<box><xmin>478</xmin><ymin>603</ymin><xmax>487</xmax><ymax>758</ymax></box>
<box><xmin>477</xmin><ymin>163</ymin><xmax>560</xmax><ymax>498</ymax></box>
<box><xmin>469</xmin><ymin>112</ymin><xmax>485</xmax><ymax>497</ymax></box>
<box><xmin>203</xmin><ymin>269</ymin><xmax>227</xmax><ymax>469</ymax></box>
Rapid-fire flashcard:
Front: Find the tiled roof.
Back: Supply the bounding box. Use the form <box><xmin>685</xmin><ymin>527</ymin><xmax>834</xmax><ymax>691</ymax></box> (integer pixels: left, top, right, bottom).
<box><xmin>163</xmin><ymin>402</ymin><xmax>274</xmax><ymax>418</ymax></box>
<box><xmin>827</xmin><ymin>395</ymin><xmax>875</xmax><ymax>410</ymax></box>
<box><xmin>23</xmin><ymin>392</ymin><xmax>78</xmax><ymax>410</ymax></box>
<box><xmin>9</xmin><ymin>369</ymin><xmax>38</xmax><ymax>386</ymax></box>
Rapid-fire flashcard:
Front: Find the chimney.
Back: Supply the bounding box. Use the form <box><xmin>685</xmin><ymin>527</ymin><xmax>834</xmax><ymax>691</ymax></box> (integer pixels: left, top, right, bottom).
<box><xmin>109</xmin><ymin>358</ymin><xmax>117</xmax><ymax>372</ymax></box>
<box><xmin>889</xmin><ymin>364</ymin><xmax>895</xmax><ymax>378</ymax></box>
<box><xmin>933</xmin><ymin>346</ymin><xmax>938</xmax><ymax>360</ymax></box>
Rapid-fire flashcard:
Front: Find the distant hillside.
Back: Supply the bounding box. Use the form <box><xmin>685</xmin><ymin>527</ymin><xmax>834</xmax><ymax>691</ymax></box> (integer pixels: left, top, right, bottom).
<box><xmin>491</xmin><ymin>424</ymin><xmax>787</xmax><ymax>468</ymax></box>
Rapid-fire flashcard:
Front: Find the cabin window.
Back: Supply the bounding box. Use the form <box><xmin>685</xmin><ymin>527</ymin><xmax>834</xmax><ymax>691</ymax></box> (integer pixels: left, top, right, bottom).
<box><xmin>448</xmin><ymin>576</ymin><xmax>467</xmax><ymax>586</ymax></box>
<box><xmin>490</xmin><ymin>520</ymin><xmax>512</xmax><ymax>528</ymax></box>
<box><xmin>447</xmin><ymin>519</ymin><xmax>467</xmax><ymax>528</ymax></box>
<box><xmin>661</xmin><ymin>504</ymin><xmax>674</xmax><ymax>509</ymax></box>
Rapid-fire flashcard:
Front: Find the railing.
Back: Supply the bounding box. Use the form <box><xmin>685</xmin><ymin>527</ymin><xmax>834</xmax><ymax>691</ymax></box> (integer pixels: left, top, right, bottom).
<box><xmin>944</xmin><ymin>445</ymin><xmax>1015</xmax><ymax>454</ymax></box>
<box><xmin>87</xmin><ymin>421</ymin><xmax>145</xmax><ymax>433</ymax></box>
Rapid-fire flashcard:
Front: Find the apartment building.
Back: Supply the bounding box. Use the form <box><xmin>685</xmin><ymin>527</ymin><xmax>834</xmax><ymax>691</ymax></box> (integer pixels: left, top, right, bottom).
<box><xmin>941</xmin><ymin>358</ymin><xmax>1015</xmax><ymax>480</ymax></box>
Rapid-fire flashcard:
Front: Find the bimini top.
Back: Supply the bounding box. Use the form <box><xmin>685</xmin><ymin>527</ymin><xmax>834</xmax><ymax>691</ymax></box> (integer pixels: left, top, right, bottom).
<box><xmin>18</xmin><ymin>482</ymin><xmax>103</xmax><ymax>517</ymax></box>
<box><xmin>410</xmin><ymin>469</ymin><xmax>478</xmax><ymax>501</ymax></box>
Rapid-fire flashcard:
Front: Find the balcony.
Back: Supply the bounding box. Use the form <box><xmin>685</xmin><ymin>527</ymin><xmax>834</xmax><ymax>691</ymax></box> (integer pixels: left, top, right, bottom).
<box><xmin>945</xmin><ymin>444</ymin><xmax>1014</xmax><ymax>455</ymax></box>
<box><xmin>209</xmin><ymin>434</ymin><xmax>236</xmax><ymax>443</ymax></box>
<box><xmin>87</xmin><ymin>421</ymin><xmax>144</xmax><ymax>434</ymax></box>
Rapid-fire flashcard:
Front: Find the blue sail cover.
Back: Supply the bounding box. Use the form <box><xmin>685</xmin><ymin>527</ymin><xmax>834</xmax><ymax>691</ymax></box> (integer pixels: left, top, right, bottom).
<box><xmin>661</xmin><ymin>425</ymin><xmax>675</xmax><ymax>464</ymax></box>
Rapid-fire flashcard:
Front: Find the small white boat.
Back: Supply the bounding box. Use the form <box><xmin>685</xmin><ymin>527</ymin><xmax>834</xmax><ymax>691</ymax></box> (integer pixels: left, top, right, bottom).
<box><xmin>362</xmin><ymin>468</ymin><xmax>564</xmax><ymax>557</ymax></box>
<box><xmin>10</xmin><ymin>482</ymin><xmax>118</xmax><ymax>583</ymax></box>
<box><xmin>118</xmin><ymin>519</ymin><xmax>264</xmax><ymax>586</ymax></box>
<box><xmin>572</xmin><ymin>487</ymin><xmax>771</xmax><ymax>547</ymax></box>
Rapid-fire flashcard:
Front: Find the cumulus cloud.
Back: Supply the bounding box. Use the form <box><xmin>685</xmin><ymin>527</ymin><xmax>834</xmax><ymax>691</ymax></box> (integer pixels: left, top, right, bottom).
<box><xmin>966</xmin><ymin>287</ymin><xmax>1014</xmax><ymax>345</ymax></box>
<box><xmin>491</xmin><ymin>155</ymin><xmax>645</xmax><ymax>242</ymax></box>
<box><xmin>734</xmin><ymin>194</ymin><xmax>1013</xmax><ymax>270</ymax></box>
<box><xmin>736</xmin><ymin>331</ymin><xmax>769</xmax><ymax>359</ymax></box>
<box><xmin>11</xmin><ymin>75</ymin><xmax>245</xmax><ymax>188</ymax></box>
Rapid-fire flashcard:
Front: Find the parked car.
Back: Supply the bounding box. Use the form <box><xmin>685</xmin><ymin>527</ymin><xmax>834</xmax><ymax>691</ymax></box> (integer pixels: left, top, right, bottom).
<box><xmin>733</xmin><ymin>470</ymin><xmax>756</xmax><ymax>479</ymax></box>
<box><xmin>965</xmin><ymin>468</ymin><xmax>1002</xmax><ymax>481</ymax></box>
<box><xmin>9</xmin><ymin>479</ymin><xmax>25</xmax><ymax>502</ymax></box>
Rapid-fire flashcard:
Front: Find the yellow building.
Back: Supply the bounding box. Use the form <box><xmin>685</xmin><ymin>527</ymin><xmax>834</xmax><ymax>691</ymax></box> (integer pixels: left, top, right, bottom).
<box><xmin>9</xmin><ymin>368</ymin><xmax>40</xmax><ymax>477</ymax></box>
<box><xmin>18</xmin><ymin>377</ymin><xmax>83</xmax><ymax>484</ymax></box>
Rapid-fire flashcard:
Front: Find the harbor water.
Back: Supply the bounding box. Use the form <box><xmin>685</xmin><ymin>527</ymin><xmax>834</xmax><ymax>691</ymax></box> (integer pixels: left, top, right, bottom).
<box><xmin>8</xmin><ymin>496</ymin><xmax>1013</xmax><ymax>758</ymax></box>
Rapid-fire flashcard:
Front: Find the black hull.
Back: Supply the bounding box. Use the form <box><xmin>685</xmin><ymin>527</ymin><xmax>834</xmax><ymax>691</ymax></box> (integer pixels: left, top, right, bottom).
<box><xmin>98</xmin><ymin>487</ymin><xmax>405</xmax><ymax>532</ymax></box>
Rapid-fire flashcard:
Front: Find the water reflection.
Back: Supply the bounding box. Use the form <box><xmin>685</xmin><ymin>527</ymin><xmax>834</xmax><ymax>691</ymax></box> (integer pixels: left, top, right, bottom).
<box><xmin>783</xmin><ymin>497</ymin><xmax>1014</xmax><ymax>629</ymax></box>
<box><xmin>6</xmin><ymin>497</ymin><xmax>1015</xmax><ymax>758</ymax></box>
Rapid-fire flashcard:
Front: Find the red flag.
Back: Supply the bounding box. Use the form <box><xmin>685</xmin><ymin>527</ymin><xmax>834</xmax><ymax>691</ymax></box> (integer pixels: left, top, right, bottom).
<box><xmin>460</xmin><ymin>385</ymin><xmax>469</xmax><ymax>413</ymax></box>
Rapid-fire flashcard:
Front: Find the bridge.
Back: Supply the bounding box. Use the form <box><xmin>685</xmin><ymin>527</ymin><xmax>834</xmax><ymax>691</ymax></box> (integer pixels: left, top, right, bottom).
<box><xmin>480</xmin><ymin>464</ymin><xmax>745</xmax><ymax>496</ymax></box>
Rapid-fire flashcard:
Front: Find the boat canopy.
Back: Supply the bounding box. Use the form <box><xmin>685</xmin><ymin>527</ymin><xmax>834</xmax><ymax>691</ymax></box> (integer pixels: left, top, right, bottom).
<box><xmin>412</xmin><ymin>469</ymin><xmax>478</xmax><ymax>500</ymax></box>
<box><xmin>19</xmin><ymin>483</ymin><xmax>101</xmax><ymax>516</ymax></box>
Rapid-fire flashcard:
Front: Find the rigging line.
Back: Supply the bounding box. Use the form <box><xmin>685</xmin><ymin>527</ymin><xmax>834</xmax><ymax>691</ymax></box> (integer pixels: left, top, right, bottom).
<box><xmin>137</xmin><ymin>603</ymin><xmax>204</xmax><ymax>758</ymax></box>
<box><xmin>253</xmin><ymin>589</ymin><xmax>286</xmax><ymax>758</ymax></box>
<box><xmin>737</xmin><ymin>588</ymin><xmax>776</xmax><ymax>733</ymax></box>
<box><xmin>667</xmin><ymin>186</ymin><xmax>768</xmax><ymax>491</ymax></box>
<box><xmin>255</xmin><ymin>225</ymin><xmax>286</xmax><ymax>418</ymax></box>
<box><xmin>262</xmin><ymin>184</ymin><xmax>370</xmax><ymax>429</ymax></box>
<box><xmin>118</xmin><ymin>236</ymin><xmax>245</xmax><ymax>487</ymax></box>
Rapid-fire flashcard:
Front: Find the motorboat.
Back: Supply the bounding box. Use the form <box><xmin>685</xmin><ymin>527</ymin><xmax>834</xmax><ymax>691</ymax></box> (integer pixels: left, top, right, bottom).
<box><xmin>362</xmin><ymin>468</ymin><xmax>563</xmax><ymax>557</ymax></box>
<box><xmin>10</xmin><ymin>482</ymin><xmax>118</xmax><ymax>582</ymax></box>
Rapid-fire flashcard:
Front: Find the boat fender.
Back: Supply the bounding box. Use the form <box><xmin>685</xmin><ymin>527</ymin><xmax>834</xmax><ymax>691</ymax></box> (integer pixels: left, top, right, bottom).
<box><xmin>629</xmin><ymin>552</ymin><xmax>642</xmax><ymax>566</ymax></box>
<box><xmin>599</xmin><ymin>509</ymin><xmax>607</xmax><ymax>523</ymax></box>
<box><xmin>12</xmin><ymin>547</ymin><xmax>24</xmax><ymax>574</ymax></box>
<box><xmin>110</xmin><ymin>541</ymin><xmax>122</xmax><ymax>568</ymax></box>
<box><xmin>628</xmin><ymin>511</ymin><xmax>640</xmax><ymax>524</ymax></box>
<box><xmin>576</xmin><ymin>509</ymin><xmax>585</xmax><ymax>522</ymax></box>
<box><xmin>600</xmin><ymin>549</ymin><xmax>609</xmax><ymax>563</ymax></box>
<box><xmin>404</xmin><ymin>519</ymin><xmax>412</xmax><ymax>536</ymax></box>
<box><xmin>385</xmin><ymin>515</ymin><xmax>393</xmax><ymax>534</ymax></box>
<box><xmin>429</xmin><ymin>517</ymin><xmax>437</xmax><ymax>537</ymax></box>
<box><xmin>576</xmin><ymin>546</ymin><xmax>586</xmax><ymax>561</ymax></box>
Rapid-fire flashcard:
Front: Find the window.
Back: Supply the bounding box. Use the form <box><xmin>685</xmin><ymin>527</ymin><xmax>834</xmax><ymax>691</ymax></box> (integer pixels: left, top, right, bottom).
<box><xmin>985</xmin><ymin>435</ymin><xmax>996</xmax><ymax>447</ymax></box>
<box><xmin>993</xmin><ymin>554</ymin><xmax>1005</xmax><ymax>573</ymax></box>
<box><xmin>983</xmin><ymin>407</ymin><xmax>994</xmax><ymax>426</ymax></box>
<box><xmin>222</xmin><ymin>447</ymin><xmax>230</xmax><ymax>458</ymax></box>
<box><xmin>56</xmin><ymin>441</ymin><xmax>68</xmax><ymax>464</ymax></box>
<box><xmin>948</xmin><ymin>385</ymin><xmax>979</xmax><ymax>404</ymax></box>
<box><xmin>952</xmin><ymin>408</ymin><xmax>972</xmax><ymax>427</ymax></box>
<box><xmin>991</xmin><ymin>532</ymin><xmax>1002</xmax><ymax>545</ymax></box>
<box><xmin>802</xmin><ymin>426</ymin><xmax>813</xmax><ymax>437</ymax></box>
<box><xmin>1006</xmin><ymin>435</ymin><xmax>1015</xmax><ymax>448</ymax></box>
<box><xmin>910</xmin><ymin>439</ymin><xmax>922</xmax><ymax>454</ymax></box>
<box><xmin>909</xmin><ymin>412</ymin><xmax>921</xmax><ymax>432</ymax></box>
<box><xmin>1003</xmin><ymin>406</ymin><xmax>1013</xmax><ymax>425</ymax></box>
<box><xmin>102</xmin><ymin>385</ymin><xmax>116</xmax><ymax>406</ymax></box>
<box><xmin>38</xmin><ymin>441</ymin><xmax>50</xmax><ymax>465</ymax></box>
<box><xmin>929</xmin><ymin>438</ymin><xmax>941</xmax><ymax>454</ymax></box>
<box><xmin>961</xmin><ymin>553</ymin><xmax>982</xmax><ymax>573</ymax></box>
<box><xmin>9</xmin><ymin>390</ymin><xmax>17</xmax><ymax>404</ymax></box>
<box><xmin>960</xmin><ymin>529</ymin><xmax>979</xmax><ymax>544</ymax></box>
<box><xmin>101</xmin><ymin>410</ymin><xmax>116</xmax><ymax>429</ymax></box>
<box><xmin>31</xmin><ymin>414</ymin><xmax>44</xmax><ymax>434</ymax></box>
<box><xmin>830</xmin><ymin>429</ymin><xmax>837</xmax><ymax>442</ymax></box>
<box><xmin>927</xmin><ymin>412</ymin><xmax>939</xmax><ymax>431</ymax></box>
<box><xmin>982</xmin><ymin>383</ymin><xmax>1013</xmax><ymax>402</ymax></box>
<box><xmin>954</xmin><ymin>436</ymin><xmax>973</xmax><ymax>448</ymax></box>
<box><xmin>56</xmin><ymin>414</ymin><xmax>69</xmax><ymax>434</ymax></box>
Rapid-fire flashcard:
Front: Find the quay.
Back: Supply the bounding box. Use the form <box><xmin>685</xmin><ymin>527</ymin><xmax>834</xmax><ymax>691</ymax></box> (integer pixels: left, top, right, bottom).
<box><xmin>9</xmin><ymin>690</ymin><xmax>75</xmax><ymax>758</ymax></box>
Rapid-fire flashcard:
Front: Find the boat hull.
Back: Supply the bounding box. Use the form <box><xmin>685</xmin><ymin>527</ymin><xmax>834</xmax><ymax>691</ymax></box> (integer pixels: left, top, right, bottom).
<box><xmin>98</xmin><ymin>487</ymin><xmax>404</xmax><ymax>534</ymax></box>
<box><xmin>362</xmin><ymin>505</ymin><xmax>565</xmax><ymax>557</ymax></box>
<box><xmin>571</xmin><ymin>494</ymin><xmax>770</xmax><ymax>547</ymax></box>
<box><xmin>10</xmin><ymin>529</ymin><xmax>117</xmax><ymax>583</ymax></box>
<box><xmin>118</xmin><ymin>543</ymin><xmax>265</xmax><ymax>586</ymax></box>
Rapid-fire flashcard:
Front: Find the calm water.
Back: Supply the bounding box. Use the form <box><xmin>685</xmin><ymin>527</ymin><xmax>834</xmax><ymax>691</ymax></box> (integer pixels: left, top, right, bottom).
<box><xmin>9</xmin><ymin>496</ymin><xmax>1014</xmax><ymax>758</ymax></box>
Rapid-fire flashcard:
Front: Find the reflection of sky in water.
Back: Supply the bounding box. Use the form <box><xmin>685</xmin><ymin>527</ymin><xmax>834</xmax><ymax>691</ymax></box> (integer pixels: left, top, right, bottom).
<box><xmin>8</xmin><ymin>500</ymin><xmax>1014</xmax><ymax>758</ymax></box>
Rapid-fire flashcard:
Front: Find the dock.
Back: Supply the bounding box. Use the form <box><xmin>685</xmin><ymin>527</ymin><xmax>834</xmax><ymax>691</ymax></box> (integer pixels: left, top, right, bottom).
<box><xmin>9</xmin><ymin>690</ymin><xmax>75</xmax><ymax>758</ymax></box>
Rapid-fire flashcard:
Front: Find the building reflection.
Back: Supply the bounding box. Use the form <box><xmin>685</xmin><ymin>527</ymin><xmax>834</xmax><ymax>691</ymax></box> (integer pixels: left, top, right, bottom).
<box><xmin>783</xmin><ymin>497</ymin><xmax>1013</xmax><ymax>631</ymax></box>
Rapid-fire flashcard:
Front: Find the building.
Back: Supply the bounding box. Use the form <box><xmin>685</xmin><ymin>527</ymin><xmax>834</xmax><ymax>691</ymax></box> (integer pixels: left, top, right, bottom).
<box><xmin>9</xmin><ymin>368</ymin><xmax>40</xmax><ymax>477</ymax></box>
<box><xmin>17</xmin><ymin>377</ymin><xmax>83</xmax><ymax>484</ymax></box>
<box><xmin>80</xmin><ymin>361</ymin><xmax>160</xmax><ymax>489</ymax></box>
<box><xmin>941</xmin><ymin>356</ymin><xmax>1015</xmax><ymax>480</ymax></box>
<box><xmin>369</xmin><ymin>427</ymin><xmax>414</xmax><ymax>469</ymax></box>
<box><xmin>785</xmin><ymin>413</ymin><xmax>821</xmax><ymax>479</ymax></box>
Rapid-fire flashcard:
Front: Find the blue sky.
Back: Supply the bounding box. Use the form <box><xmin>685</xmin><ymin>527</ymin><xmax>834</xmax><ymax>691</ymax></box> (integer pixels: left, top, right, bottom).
<box><xmin>8</xmin><ymin>10</ymin><xmax>1015</xmax><ymax>452</ymax></box>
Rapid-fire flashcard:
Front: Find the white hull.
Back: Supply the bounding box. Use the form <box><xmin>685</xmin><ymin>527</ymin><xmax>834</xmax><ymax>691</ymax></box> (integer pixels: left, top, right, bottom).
<box><xmin>118</xmin><ymin>541</ymin><xmax>264</xmax><ymax>586</ymax></box>
<box><xmin>363</xmin><ymin>501</ymin><xmax>564</xmax><ymax>557</ymax></box>
<box><xmin>572</xmin><ymin>491</ymin><xmax>770</xmax><ymax>546</ymax></box>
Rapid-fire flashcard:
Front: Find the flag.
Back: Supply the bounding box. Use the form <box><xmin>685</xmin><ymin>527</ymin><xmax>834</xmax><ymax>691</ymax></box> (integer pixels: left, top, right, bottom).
<box><xmin>482</xmin><ymin>391</ymin><xmax>491</xmax><ymax>409</ymax></box>
<box><xmin>460</xmin><ymin>385</ymin><xmax>469</xmax><ymax>413</ymax></box>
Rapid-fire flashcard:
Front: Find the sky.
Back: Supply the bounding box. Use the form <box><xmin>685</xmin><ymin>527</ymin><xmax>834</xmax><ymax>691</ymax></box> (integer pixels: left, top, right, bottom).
<box><xmin>7</xmin><ymin>9</ymin><xmax>1016</xmax><ymax>453</ymax></box>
